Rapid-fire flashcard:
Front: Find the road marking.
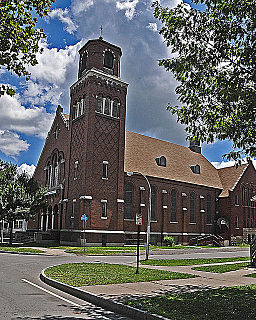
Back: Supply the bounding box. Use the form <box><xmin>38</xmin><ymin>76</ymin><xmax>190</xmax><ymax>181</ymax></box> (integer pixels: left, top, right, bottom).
<box><xmin>21</xmin><ymin>278</ymin><xmax>82</xmax><ymax>308</ymax></box>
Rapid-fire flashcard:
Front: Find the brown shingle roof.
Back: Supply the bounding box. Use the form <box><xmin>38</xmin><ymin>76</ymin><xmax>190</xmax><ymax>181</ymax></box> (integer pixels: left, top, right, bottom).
<box><xmin>217</xmin><ymin>164</ymin><xmax>248</xmax><ymax>197</ymax></box>
<box><xmin>124</xmin><ymin>131</ymin><xmax>223</xmax><ymax>189</ymax></box>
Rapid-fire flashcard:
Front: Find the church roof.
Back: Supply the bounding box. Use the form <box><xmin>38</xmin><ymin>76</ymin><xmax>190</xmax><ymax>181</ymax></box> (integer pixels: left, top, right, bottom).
<box><xmin>124</xmin><ymin>131</ymin><xmax>223</xmax><ymax>190</ymax></box>
<box><xmin>217</xmin><ymin>164</ymin><xmax>248</xmax><ymax>197</ymax></box>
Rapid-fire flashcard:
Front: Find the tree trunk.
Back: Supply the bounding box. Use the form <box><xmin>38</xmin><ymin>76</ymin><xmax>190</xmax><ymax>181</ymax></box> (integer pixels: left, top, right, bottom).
<box><xmin>9</xmin><ymin>222</ymin><xmax>13</xmax><ymax>245</ymax></box>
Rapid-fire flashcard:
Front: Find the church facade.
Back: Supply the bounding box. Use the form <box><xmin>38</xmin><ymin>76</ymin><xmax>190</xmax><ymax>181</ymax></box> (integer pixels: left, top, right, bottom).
<box><xmin>30</xmin><ymin>38</ymin><xmax>256</xmax><ymax>246</ymax></box>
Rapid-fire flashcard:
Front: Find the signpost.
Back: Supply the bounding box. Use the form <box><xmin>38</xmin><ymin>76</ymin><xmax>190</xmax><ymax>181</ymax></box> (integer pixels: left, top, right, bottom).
<box><xmin>81</xmin><ymin>214</ymin><xmax>88</xmax><ymax>253</ymax></box>
<box><xmin>135</xmin><ymin>213</ymin><xmax>143</xmax><ymax>274</ymax></box>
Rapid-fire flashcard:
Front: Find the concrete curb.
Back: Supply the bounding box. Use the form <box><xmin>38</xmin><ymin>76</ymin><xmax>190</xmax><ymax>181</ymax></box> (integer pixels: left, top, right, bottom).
<box><xmin>40</xmin><ymin>266</ymin><xmax>169</xmax><ymax>320</ymax></box>
<box><xmin>0</xmin><ymin>249</ymin><xmax>53</xmax><ymax>256</ymax></box>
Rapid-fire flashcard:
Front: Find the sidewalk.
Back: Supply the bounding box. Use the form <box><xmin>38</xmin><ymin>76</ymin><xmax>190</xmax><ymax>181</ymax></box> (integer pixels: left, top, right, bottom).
<box><xmin>79</xmin><ymin>261</ymin><xmax>256</xmax><ymax>303</ymax></box>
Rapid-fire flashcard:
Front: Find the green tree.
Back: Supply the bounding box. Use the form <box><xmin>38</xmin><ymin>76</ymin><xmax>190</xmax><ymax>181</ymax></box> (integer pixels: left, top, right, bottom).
<box><xmin>0</xmin><ymin>0</ymin><xmax>55</xmax><ymax>96</ymax></box>
<box><xmin>0</xmin><ymin>160</ymin><xmax>47</xmax><ymax>244</ymax></box>
<box><xmin>153</xmin><ymin>0</ymin><xmax>256</xmax><ymax>160</ymax></box>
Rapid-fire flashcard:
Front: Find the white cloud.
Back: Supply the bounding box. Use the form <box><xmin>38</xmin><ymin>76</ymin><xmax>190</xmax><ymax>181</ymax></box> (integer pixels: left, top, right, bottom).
<box><xmin>71</xmin><ymin>0</ymin><xmax>94</xmax><ymax>15</ymax></box>
<box><xmin>116</xmin><ymin>0</ymin><xmax>139</xmax><ymax>20</ymax></box>
<box><xmin>49</xmin><ymin>8</ymin><xmax>78</xmax><ymax>34</ymax></box>
<box><xmin>211</xmin><ymin>158</ymin><xmax>256</xmax><ymax>169</ymax></box>
<box><xmin>17</xmin><ymin>163</ymin><xmax>36</xmax><ymax>176</ymax></box>
<box><xmin>27</xmin><ymin>41</ymin><xmax>81</xmax><ymax>85</ymax></box>
<box><xmin>22</xmin><ymin>81</ymin><xmax>62</xmax><ymax>106</ymax></box>
<box><xmin>0</xmin><ymin>130</ymin><xmax>29</xmax><ymax>158</ymax></box>
<box><xmin>146</xmin><ymin>22</ymin><xmax>157</xmax><ymax>32</ymax></box>
<box><xmin>0</xmin><ymin>94</ymin><xmax>55</xmax><ymax>139</ymax></box>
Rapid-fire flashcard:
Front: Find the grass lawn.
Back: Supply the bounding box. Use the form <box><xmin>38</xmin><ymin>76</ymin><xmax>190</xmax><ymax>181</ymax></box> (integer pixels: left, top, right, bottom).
<box><xmin>245</xmin><ymin>272</ymin><xmax>256</xmax><ymax>278</ymax></box>
<box><xmin>140</xmin><ymin>257</ymin><xmax>250</xmax><ymax>266</ymax></box>
<box><xmin>127</xmin><ymin>285</ymin><xmax>256</xmax><ymax>320</ymax></box>
<box><xmin>192</xmin><ymin>262</ymin><xmax>250</xmax><ymax>273</ymax></box>
<box><xmin>61</xmin><ymin>245</ymin><xmax>197</xmax><ymax>255</ymax></box>
<box><xmin>44</xmin><ymin>263</ymin><xmax>197</xmax><ymax>286</ymax></box>
<box><xmin>0</xmin><ymin>246</ymin><xmax>44</xmax><ymax>253</ymax></box>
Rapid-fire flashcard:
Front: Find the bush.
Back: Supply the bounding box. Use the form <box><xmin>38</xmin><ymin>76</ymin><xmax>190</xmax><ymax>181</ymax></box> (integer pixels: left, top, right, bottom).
<box><xmin>163</xmin><ymin>236</ymin><xmax>175</xmax><ymax>247</ymax></box>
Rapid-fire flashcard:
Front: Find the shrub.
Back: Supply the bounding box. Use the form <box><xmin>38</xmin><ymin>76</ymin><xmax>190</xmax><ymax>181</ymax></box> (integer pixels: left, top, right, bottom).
<box><xmin>163</xmin><ymin>236</ymin><xmax>175</xmax><ymax>247</ymax></box>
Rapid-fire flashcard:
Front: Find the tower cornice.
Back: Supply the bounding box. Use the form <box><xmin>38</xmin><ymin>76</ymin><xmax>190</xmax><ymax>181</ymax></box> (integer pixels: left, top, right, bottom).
<box><xmin>71</xmin><ymin>67</ymin><xmax>129</xmax><ymax>91</ymax></box>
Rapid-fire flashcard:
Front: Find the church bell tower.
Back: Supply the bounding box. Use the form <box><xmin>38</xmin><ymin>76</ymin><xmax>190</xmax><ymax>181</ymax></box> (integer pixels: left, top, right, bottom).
<box><xmin>67</xmin><ymin>38</ymin><xmax>128</xmax><ymax>241</ymax></box>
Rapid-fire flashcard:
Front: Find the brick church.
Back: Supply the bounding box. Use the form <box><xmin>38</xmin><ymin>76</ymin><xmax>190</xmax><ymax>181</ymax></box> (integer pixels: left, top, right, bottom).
<box><xmin>30</xmin><ymin>37</ymin><xmax>256</xmax><ymax>246</ymax></box>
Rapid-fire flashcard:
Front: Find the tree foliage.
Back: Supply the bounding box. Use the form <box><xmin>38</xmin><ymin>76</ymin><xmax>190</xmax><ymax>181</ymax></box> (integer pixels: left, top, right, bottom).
<box><xmin>0</xmin><ymin>160</ymin><xmax>47</xmax><ymax>243</ymax></box>
<box><xmin>153</xmin><ymin>0</ymin><xmax>256</xmax><ymax>160</ymax></box>
<box><xmin>0</xmin><ymin>0</ymin><xmax>55</xmax><ymax>96</ymax></box>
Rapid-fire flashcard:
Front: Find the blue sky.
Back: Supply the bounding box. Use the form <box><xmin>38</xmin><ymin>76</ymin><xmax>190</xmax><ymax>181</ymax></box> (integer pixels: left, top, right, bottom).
<box><xmin>0</xmin><ymin>0</ymin><xmax>235</xmax><ymax>174</ymax></box>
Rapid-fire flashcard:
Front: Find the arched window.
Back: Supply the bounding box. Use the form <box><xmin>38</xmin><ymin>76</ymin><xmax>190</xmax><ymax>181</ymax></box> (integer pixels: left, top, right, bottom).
<box><xmin>104</xmin><ymin>97</ymin><xmax>111</xmax><ymax>115</ymax></box>
<box><xmin>52</xmin><ymin>155</ymin><xmax>59</xmax><ymax>187</ymax></box>
<box><xmin>170</xmin><ymin>189</ymin><xmax>177</xmax><ymax>222</ymax></box>
<box><xmin>190</xmin><ymin>192</ymin><xmax>195</xmax><ymax>223</ymax></box>
<box><xmin>206</xmin><ymin>194</ymin><xmax>211</xmax><ymax>224</ymax></box>
<box><xmin>124</xmin><ymin>183</ymin><xmax>133</xmax><ymax>219</ymax></box>
<box><xmin>80</xmin><ymin>95</ymin><xmax>86</xmax><ymax>115</ymax></box>
<box><xmin>96</xmin><ymin>94</ymin><xmax>103</xmax><ymax>113</ymax></box>
<box><xmin>112</xmin><ymin>99</ymin><xmax>119</xmax><ymax>118</ymax></box>
<box><xmin>104</xmin><ymin>51</ymin><xmax>114</xmax><ymax>69</ymax></box>
<box><xmin>46</xmin><ymin>161</ymin><xmax>50</xmax><ymax>187</ymax></box>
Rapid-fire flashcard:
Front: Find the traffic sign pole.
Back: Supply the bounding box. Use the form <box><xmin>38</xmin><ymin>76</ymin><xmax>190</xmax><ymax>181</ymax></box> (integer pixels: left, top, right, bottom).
<box><xmin>135</xmin><ymin>213</ymin><xmax>143</xmax><ymax>274</ymax></box>
<box><xmin>81</xmin><ymin>214</ymin><xmax>88</xmax><ymax>253</ymax></box>
<box><xmin>136</xmin><ymin>225</ymin><xmax>140</xmax><ymax>274</ymax></box>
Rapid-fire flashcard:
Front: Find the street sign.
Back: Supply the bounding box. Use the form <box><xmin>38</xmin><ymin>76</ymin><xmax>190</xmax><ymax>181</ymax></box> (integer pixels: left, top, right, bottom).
<box><xmin>136</xmin><ymin>213</ymin><xmax>143</xmax><ymax>225</ymax></box>
<box><xmin>81</xmin><ymin>214</ymin><xmax>88</xmax><ymax>221</ymax></box>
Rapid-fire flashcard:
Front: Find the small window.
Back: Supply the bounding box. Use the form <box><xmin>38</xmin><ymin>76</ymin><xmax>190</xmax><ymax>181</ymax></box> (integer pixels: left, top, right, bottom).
<box><xmin>96</xmin><ymin>94</ymin><xmax>103</xmax><ymax>113</ymax></box>
<box><xmin>155</xmin><ymin>156</ymin><xmax>166</xmax><ymax>167</ymax></box>
<box><xmin>190</xmin><ymin>164</ymin><xmax>200</xmax><ymax>174</ymax></box>
<box><xmin>101</xmin><ymin>201</ymin><xmax>107</xmax><ymax>218</ymax></box>
<box><xmin>74</xmin><ymin>161</ymin><xmax>78</xmax><ymax>180</ymax></box>
<box><xmin>235</xmin><ymin>216</ymin><xmax>239</xmax><ymax>228</ymax></box>
<box><xmin>102</xmin><ymin>161</ymin><xmax>108</xmax><ymax>179</ymax></box>
<box><xmin>104</xmin><ymin>51</ymin><xmax>114</xmax><ymax>69</ymax></box>
<box><xmin>235</xmin><ymin>194</ymin><xmax>239</xmax><ymax>205</ymax></box>
<box><xmin>80</xmin><ymin>96</ymin><xmax>86</xmax><ymax>115</ymax></box>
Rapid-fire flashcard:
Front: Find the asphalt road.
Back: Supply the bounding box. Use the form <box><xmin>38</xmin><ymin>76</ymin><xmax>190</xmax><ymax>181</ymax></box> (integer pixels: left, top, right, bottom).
<box><xmin>0</xmin><ymin>247</ymin><xmax>250</xmax><ymax>320</ymax></box>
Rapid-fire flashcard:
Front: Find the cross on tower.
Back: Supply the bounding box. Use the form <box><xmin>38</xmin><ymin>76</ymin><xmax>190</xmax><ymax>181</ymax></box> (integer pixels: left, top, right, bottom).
<box><xmin>99</xmin><ymin>25</ymin><xmax>103</xmax><ymax>40</ymax></box>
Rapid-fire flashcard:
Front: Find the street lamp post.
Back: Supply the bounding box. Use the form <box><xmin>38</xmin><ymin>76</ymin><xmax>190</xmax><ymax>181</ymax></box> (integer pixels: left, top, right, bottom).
<box><xmin>127</xmin><ymin>171</ymin><xmax>151</xmax><ymax>260</ymax></box>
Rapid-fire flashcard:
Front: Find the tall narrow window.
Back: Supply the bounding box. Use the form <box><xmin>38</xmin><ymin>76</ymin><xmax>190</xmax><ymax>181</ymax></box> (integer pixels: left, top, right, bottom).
<box><xmin>71</xmin><ymin>200</ymin><xmax>76</xmax><ymax>218</ymax></box>
<box><xmin>112</xmin><ymin>99</ymin><xmax>119</xmax><ymax>118</ymax></box>
<box><xmin>206</xmin><ymin>194</ymin><xmax>211</xmax><ymax>224</ymax></box>
<box><xmin>170</xmin><ymin>189</ymin><xmax>177</xmax><ymax>222</ymax></box>
<box><xmin>190</xmin><ymin>192</ymin><xmax>195</xmax><ymax>223</ymax></box>
<box><xmin>74</xmin><ymin>161</ymin><xmax>78</xmax><ymax>180</ymax></box>
<box><xmin>101</xmin><ymin>201</ymin><xmax>107</xmax><ymax>218</ymax></box>
<box><xmin>235</xmin><ymin>216</ymin><xmax>239</xmax><ymax>228</ymax></box>
<box><xmin>102</xmin><ymin>161</ymin><xmax>108</xmax><ymax>179</ymax></box>
<box><xmin>80</xmin><ymin>96</ymin><xmax>86</xmax><ymax>115</ymax></box>
<box><xmin>124</xmin><ymin>183</ymin><xmax>133</xmax><ymax>219</ymax></box>
<box><xmin>151</xmin><ymin>186</ymin><xmax>156</xmax><ymax>221</ymax></box>
<box><xmin>80</xmin><ymin>52</ymin><xmax>87</xmax><ymax>73</ymax></box>
<box><xmin>96</xmin><ymin>94</ymin><xmax>103</xmax><ymax>113</ymax></box>
<box><xmin>104</xmin><ymin>51</ymin><xmax>114</xmax><ymax>69</ymax></box>
<box><xmin>104</xmin><ymin>97</ymin><xmax>111</xmax><ymax>115</ymax></box>
<box><xmin>242</xmin><ymin>187</ymin><xmax>245</xmax><ymax>206</ymax></box>
<box><xmin>235</xmin><ymin>194</ymin><xmax>239</xmax><ymax>205</ymax></box>
<box><xmin>247</xmin><ymin>188</ymin><xmax>250</xmax><ymax>206</ymax></box>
